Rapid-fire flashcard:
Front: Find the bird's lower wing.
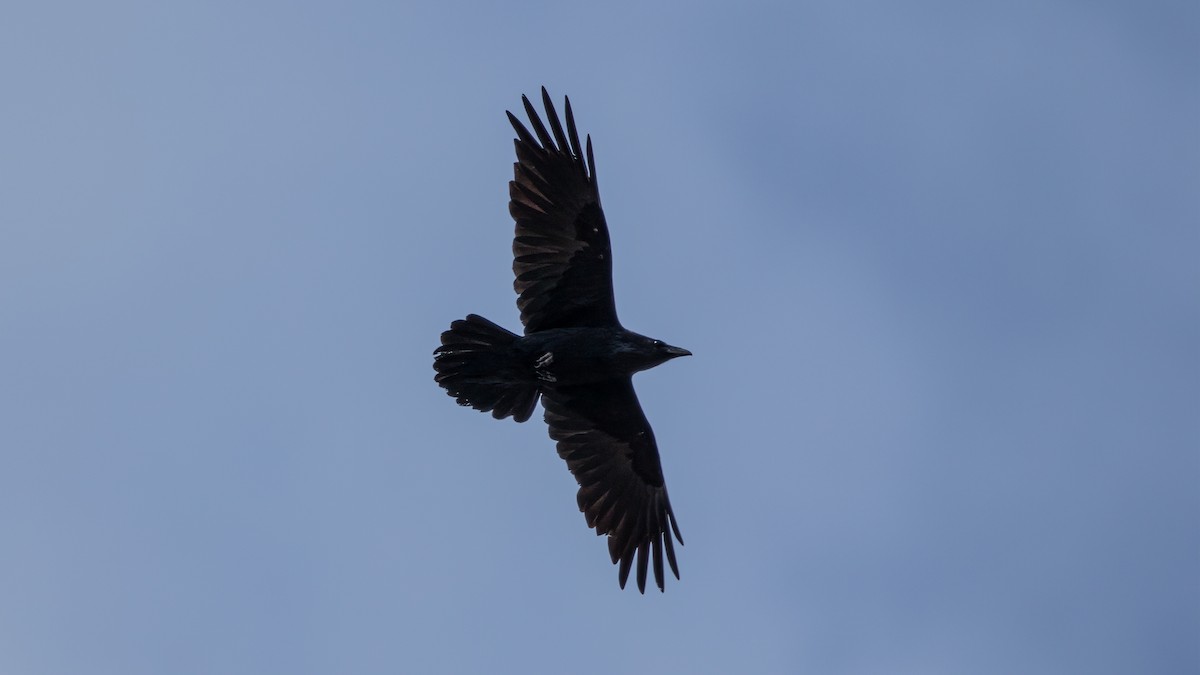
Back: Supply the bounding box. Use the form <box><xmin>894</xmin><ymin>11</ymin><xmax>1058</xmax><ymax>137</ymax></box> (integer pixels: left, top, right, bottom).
<box><xmin>541</xmin><ymin>379</ymin><xmax>683</xmax><ymax>593</ymax></box>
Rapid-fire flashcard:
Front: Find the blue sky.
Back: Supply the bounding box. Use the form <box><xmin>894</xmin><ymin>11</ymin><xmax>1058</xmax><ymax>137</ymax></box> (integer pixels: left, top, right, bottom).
<box><xmin>2</xmin><ymin>1</ymin><xmax>1197</xmax><ymax>673</ymax></box>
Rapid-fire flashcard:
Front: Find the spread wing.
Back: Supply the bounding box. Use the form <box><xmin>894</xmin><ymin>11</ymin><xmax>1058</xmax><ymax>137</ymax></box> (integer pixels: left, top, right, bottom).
<box><xmin>541</xmin><ymin>379</ymin><xmax>684</xmax><ymax>593</ymax></box>
<box><xmin>507</xmin><ymin>88</ymin><xmax>620</xmax><ymax>333</ymax></box>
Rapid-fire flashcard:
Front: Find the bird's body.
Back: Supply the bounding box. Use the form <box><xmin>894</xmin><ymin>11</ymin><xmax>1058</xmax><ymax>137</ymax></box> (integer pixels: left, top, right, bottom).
<box><xmin>518</xmin><ymin>326</ymin><xmax>691</xmax><ymax>385</ymax></box>
<box><xmin>433</xmin><ymin>89</ymin><xmax>690</xmax><ymax>592</ymax></box>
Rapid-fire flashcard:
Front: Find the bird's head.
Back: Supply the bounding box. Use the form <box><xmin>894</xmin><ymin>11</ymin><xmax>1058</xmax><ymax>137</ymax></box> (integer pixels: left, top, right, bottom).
<box><xmin>653</xmin><ymin>339</ymin><xmax>693</xmax><ymax>361</ymax></box>
<box><xmin>619</xmin><ymin>332</ymin><xmax>691</xmax><ymax>373</ymax></box>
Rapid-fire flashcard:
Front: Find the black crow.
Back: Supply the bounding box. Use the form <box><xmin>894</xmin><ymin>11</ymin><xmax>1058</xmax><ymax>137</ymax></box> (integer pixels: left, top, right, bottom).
<box><xmin>433</xmin><ymin>88</ymin><xmax>691</xmax><ymax>593</ymax></box>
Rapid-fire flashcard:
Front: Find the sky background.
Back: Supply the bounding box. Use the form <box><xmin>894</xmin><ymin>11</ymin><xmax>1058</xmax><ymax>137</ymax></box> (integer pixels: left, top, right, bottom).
<box><xmin>2</xmin><ymin>1</ymin><xmax>1197</xmax><ymax>673</ymax></box>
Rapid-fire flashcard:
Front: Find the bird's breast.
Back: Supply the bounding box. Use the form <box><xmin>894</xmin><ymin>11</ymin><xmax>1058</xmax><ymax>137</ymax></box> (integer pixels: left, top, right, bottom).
<box><xmin>518</xmin><ymin>328</ymin><xmax>631</xmax><ymax>385</ymax></box>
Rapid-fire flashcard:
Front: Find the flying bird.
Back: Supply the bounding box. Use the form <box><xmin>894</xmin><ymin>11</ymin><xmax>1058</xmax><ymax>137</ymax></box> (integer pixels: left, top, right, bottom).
<box><xmin>433</xmin><ymin>88</ymin><xmax>691</xmax><ymax>593</ymax></box>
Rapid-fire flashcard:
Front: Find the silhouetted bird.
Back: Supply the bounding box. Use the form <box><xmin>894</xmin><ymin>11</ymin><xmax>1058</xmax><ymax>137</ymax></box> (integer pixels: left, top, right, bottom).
<box><xmin>433</xmin><ymin>88</ymin><xmax>691</xmax><ymax>593</ymax></box>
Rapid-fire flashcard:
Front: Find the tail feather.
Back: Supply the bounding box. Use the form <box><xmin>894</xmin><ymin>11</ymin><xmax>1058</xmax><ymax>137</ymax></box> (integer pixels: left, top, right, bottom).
<box><xmin>433</xmin><ymin>314</ymin><xmax>540</xmax><ymax>422</ymax></box>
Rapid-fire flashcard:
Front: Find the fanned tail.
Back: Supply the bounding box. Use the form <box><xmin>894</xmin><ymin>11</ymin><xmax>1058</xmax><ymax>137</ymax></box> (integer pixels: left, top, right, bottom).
<box><xmin>433</xmin><ymin>314</ymin><xmax>540</xmax><ymax>422</ymax></box>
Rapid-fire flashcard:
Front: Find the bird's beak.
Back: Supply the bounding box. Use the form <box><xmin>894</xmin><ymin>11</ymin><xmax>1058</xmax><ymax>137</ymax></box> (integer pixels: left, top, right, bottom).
<box><xmin>665</xmin><ymin>345</ymin><xmax>692</xmax><ymax>358</ymax></box>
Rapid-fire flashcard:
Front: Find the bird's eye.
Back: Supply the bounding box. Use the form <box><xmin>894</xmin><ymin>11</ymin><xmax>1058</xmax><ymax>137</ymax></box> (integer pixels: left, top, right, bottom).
<box><xmin>653</xmin><ymin>340</ymin><xmax>663</xmax><ymax>347</ymax></box>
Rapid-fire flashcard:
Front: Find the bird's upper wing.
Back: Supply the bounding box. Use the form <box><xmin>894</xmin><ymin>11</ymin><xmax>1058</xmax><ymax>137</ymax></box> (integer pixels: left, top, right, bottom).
<box><xmin>507</xmin><ymin>88</ymin><xmax>619</xmax><ymax>333</ymax></box>
<box><xmin>541</xmin><ymin>378</ymin><xmax>683</xmax><ymax>593</ymax></box>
